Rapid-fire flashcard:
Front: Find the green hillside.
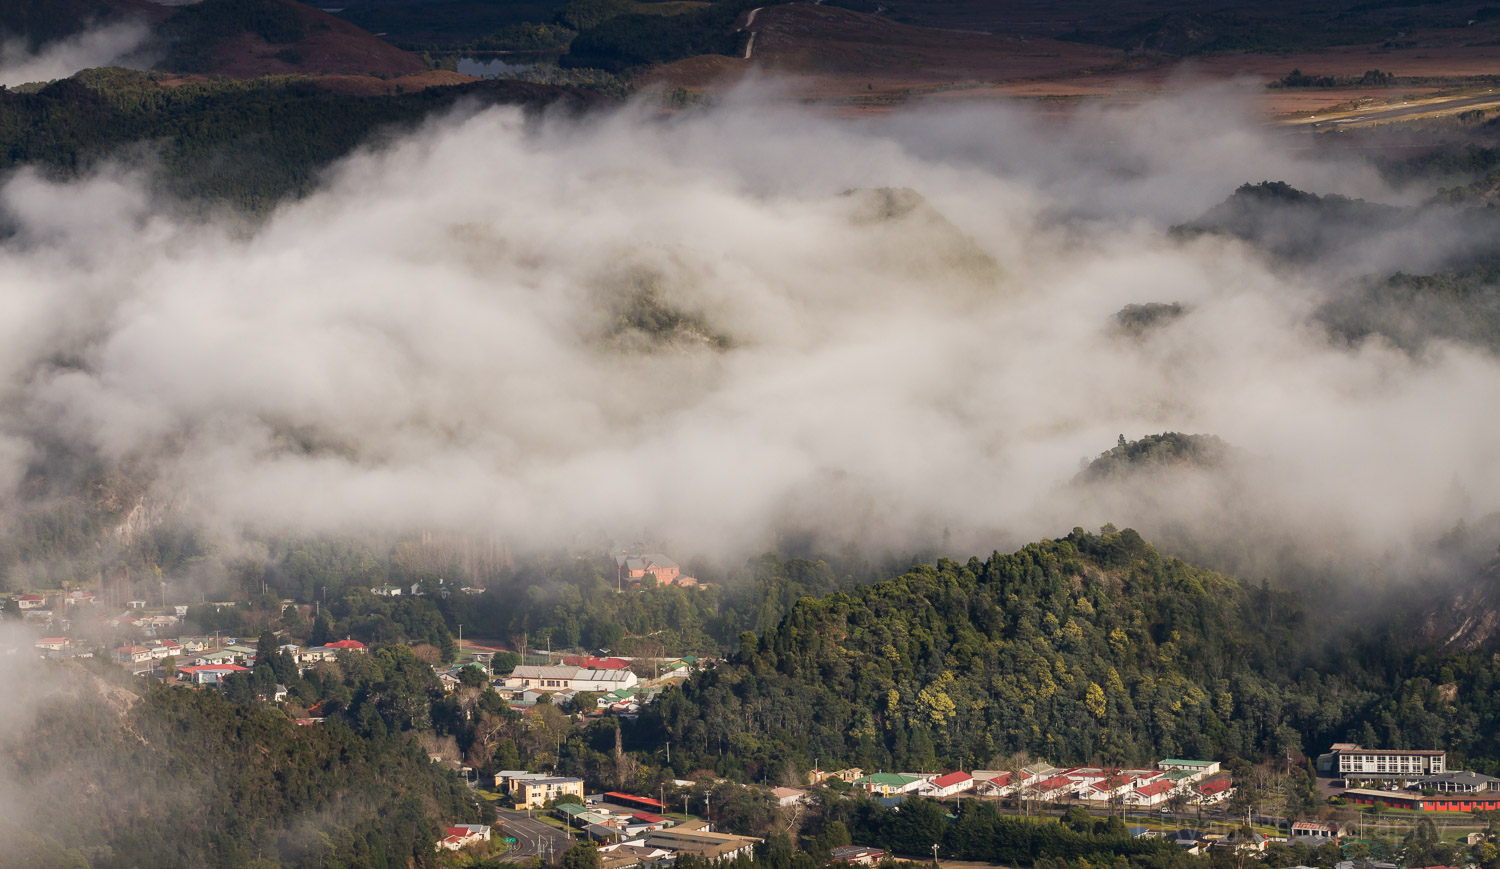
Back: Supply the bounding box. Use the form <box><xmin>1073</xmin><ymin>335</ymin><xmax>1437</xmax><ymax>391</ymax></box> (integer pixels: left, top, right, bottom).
<box><xmin>640</xmin><ymin>528</ymin><xmax>1499</xmax><ymax>778</ymax></box>
<box><xmin>1</xmin><ymin>665</ymin><xmax>481</xmax><ymax>868</ymax></box>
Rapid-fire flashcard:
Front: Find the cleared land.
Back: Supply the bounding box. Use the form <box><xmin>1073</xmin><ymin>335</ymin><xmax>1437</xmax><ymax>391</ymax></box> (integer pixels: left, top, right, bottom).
<box><xmin>646</xmin><ymin>2</ymin><xmax>1500</xmax><ymax>119</ymax></box>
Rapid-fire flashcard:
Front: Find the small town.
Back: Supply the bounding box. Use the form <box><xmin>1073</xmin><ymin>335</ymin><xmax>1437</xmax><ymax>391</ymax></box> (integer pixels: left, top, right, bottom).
<box><xmin>10</xmin><ymin>579</ymin><xmax>1500</xmax><ymax>869</ymax></box>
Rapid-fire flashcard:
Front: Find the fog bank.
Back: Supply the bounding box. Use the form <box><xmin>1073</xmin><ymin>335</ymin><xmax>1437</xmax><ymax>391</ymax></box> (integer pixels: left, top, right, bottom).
<box><xmin>0</xmin><ymin>84</ymin><xmax>1495</xmax><ymax>570</ymax></box>
<box><xmin>0</xmin><ymin>23</ymin><xmax>151</xmax><ymax>88</ymax></box>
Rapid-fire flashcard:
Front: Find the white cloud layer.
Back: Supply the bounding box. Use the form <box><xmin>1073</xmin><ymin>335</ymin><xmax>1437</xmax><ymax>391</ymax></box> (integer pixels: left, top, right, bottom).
<box><xmin>0</xmin><ymin>85</ymin><xmax>1494</xmax><ymax>567</ymax></box>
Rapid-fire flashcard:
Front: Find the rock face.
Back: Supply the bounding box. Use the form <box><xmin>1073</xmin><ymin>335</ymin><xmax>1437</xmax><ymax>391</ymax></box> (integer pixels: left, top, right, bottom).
<box><xmin>1414</xmin><ymin>554</ymin><xmax>1500</xmax><ymax>652</ymax></box>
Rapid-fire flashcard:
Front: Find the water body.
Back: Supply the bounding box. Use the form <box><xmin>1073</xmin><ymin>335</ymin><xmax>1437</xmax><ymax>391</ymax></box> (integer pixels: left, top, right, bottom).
<box><xmin>457</xmin><ymin>55</ymin><xmax>557</xmax><ymax>78</ymax></box>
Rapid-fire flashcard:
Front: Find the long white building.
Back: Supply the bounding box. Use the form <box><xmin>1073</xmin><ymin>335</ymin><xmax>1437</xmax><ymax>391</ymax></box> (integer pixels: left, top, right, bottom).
<box><xmin>504</xmin><ymin>665</ymin><xmax>638</xmax><ymax>694</ymax></box>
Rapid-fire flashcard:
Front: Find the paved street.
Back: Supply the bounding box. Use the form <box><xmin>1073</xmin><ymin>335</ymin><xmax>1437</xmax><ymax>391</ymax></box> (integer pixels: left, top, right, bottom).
<box><xmin>495</xmin><ymin>808</ymin><xmax>577</xmax><ymax>863</ymax></box>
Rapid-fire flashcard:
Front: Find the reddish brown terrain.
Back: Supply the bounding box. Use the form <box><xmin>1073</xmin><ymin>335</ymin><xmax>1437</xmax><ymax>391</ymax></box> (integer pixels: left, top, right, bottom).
<box><xmin>649</xmin><ymin>1</ymin><xmax>1500</xmax><ymax>119</ymax></box>
<box><xmin>183</xmin><ymin>3</ymin><xmax>430</xmax><ymax>78</ymax></box>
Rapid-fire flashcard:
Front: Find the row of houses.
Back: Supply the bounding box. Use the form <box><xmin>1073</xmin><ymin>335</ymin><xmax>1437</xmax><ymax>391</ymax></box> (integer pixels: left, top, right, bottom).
<box><xmin>843</xmin><ymin>759</ymin><xmax>1232</xmax><ymax>808</ymax></box>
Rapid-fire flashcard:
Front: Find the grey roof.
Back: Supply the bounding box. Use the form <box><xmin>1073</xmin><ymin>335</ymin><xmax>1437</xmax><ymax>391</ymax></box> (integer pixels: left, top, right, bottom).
<box><xmin>1412</xmin><ymin>770</ymin><xmax>1499</xmax><ymax>786</ymax></box>
<box><xmin>509</xmin><ymin>665</ymin><xmax>582</xmax><ymax>679</ymax></box>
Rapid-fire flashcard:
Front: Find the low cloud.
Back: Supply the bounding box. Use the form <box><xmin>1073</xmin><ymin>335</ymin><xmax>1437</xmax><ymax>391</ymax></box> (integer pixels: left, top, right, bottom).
<box><xmin>0</xmin><ymin>22</ymin><xmax>151</xmax><ymax>88</ymax></box>
<box><xmin>0</xmin><ymin>84</ymin><xmax>1496</xmax><ymax>576</ymax></box>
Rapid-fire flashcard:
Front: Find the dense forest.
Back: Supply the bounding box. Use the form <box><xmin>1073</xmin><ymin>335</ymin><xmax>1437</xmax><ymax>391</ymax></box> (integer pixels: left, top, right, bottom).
<box><xmin>0</xmin><ymin>68</ymin><xmax>601</xmax><ymax>213</ymax></box>
<box><xmin>635</xmin><ymin>529</ymin><xmax>1500</xmax><ymax>780</ymax></box>
<box><xmin>1</xmin><ymin>662</ymin><xmax>481</xmax><ymax>868</ymax></box>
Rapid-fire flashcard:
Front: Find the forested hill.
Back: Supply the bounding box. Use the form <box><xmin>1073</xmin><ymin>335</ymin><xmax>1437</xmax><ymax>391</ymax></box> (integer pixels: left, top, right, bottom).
<box><xmin>640</xmin><ymin>528</ymin><xmax>1500</xmax><ymax>779</ymax></box>
<box><xmin>0</xmin><ymin>68</ymin><xmax>604</xmax><ymax>212</ymax></box>
<box><xmin>2</xmin><ymin>662</ymin><xmax>480</xmax><ymax>868</ymax></box>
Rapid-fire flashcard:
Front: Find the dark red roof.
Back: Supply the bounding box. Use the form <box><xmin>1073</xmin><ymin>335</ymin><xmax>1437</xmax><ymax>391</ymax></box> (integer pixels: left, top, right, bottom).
<box><xmin>563</xmin><ymin>655</ymin><xmax>630</xmax><ymax>669</ymax></box>
<box><xmin>1135</xmin><ymin>780</ymin><xmax>1173</xmax><ymax>797</ymax></box>
<box><xmin>326</xmin><ymin>639</ymin><xmax>367</xmax><ymax>650</ymax></box>
<box><xmin>1198</xmin><ymin>778</ymin><xmax>1232</xmax><ymax>795</ymax></box>
<box><xmin>1038</xmin><ymin>776</ymin><xmax>1074</xmax><ymax>789</ymax></box>
<box><xmin>931</xmin><ymin>772</ymin><xmax>972</xmax><ymax>788</ymax></box>
<box><xmin>445</xmin><ymin>827</ymin><xmax>469</xmax><ymax>837</ymax></box>
<box><xmin>605</xmin><ymin>792</ymin><xmax>665</xmax><ymax>809</ymax></box>
<box><xmin>632</xmin><ymin>812</ymin><xmax>668</xmax><ymax>823</ymax></box>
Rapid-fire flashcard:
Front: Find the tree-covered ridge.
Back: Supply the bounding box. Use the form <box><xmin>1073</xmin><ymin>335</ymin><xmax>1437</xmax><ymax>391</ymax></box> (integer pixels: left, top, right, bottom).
<box><xmin>0</xmin><ymin>68</ymin><xmax>601</xmax><ymax>213</ymax></box>
<box><xmin>640</xmin><ymin>529</ymin><xmax>1500</xmax><ymax>780</ymax></box>
<box><xmin>2</xmin><ymin>664</ymin><xmax>480</xmax><ymax>868</ymax></box>
<box><xmin>1075</xmin><ymin>433</ymin><xmax>1232</xmax><ymax>483</ymax></box>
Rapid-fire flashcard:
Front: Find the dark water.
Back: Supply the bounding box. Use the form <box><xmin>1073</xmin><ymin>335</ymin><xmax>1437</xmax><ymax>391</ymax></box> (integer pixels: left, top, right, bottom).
<box><xmin>457</xmin><ymin>55</ymin><xmax>558</xmax><ymax>78</ymax></box>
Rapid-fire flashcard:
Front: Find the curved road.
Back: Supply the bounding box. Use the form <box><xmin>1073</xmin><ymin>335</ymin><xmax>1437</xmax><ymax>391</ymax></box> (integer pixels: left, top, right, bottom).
<box><xmin>741</xmin><ymin>7</ymin><xmax>763</xmax><ymax>59</ymax></box>
<box><xmin>495</xmin><ymin>808</ymin><xmax>576</xmax><ymax>864</ymax></box>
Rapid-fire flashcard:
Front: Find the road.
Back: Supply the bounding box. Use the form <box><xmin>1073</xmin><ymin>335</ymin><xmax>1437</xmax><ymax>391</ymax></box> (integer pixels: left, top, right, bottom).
<box><xmin>495</xmin><ymin>808</ymin><xmax>577</xmax><ymax>864</ymax></box>
<box><xmin>1283</xmin><ymin>91</ymin><xmax>1500</xmax><ymax>129</ymax></box>
<box><xmin>741</xmin><ymin>7</ymin><xmax>763</xmax><ymax>59</ymax></box>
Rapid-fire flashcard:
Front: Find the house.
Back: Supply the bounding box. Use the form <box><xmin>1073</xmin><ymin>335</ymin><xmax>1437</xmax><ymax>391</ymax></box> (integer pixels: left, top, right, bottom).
<box><xmin>663</xmin><ymin>656</ymin><xmax>701</xmax><ymax>675</ymax></box>
<box><xmin>1126</xmin><ymin>827</ymin><xmax>1156</xmax><ymax>839</ymax></box>
<box><xmin>831</xmin><ymin>846</ymin><xmax>886</xmax><ymax>865</ymax></box>
<box><xmin>438</xmin><ymin>671</ymin><xmax>462</xmax><ymax>692</ymax></box>
<box><xmin>615</xmin><ymin>552</ymin><xmax>682</xmax><ymax>585</ymax></box>
<box><xmin>437</xmin><ymin>824</ymin><xmax>490</xmax><ymax>851</ymax></box>
<box><xmin>598</xmin><ymin>839</ymin><xmax>675</xmax><ymax>869</ymax></box>
<box><xmin>1032</xmin><ymin>775</ymin><xmax>1078</xmax><ymax>802</ymax></box>
<box><xmin>1214</xmin><ymin>829</ymin><xmax>1267</xmax><ymax>853</ymax></box>
<box><xmin>371</xmin><ymin>585</ymin><xmax>403</xmax><ymax>597</ymax></box>
<box><xmin>125</xmin><ymin>600</ymin><xmax>146</xmax><ymax>609</ymax></box>
<box><xmin>515</xmin><ymin>776</ymin><xmax>585</xmax><ymax>808</ymax></box>
<box><xmin>855</xmin><ymin>773</ymin><xmax>924</xmax><ymax>796</ymax></box>
<box><xmin>222</xmin><ymin>644</ymin><xmax>259</xmax><ymax>663</ymax></box>
<box><xmin>974</xmin><ymin>772</ymin><xmax>1015</xmax><ymax>797</ymax></box>
<box><xmin>64</xmin><ymin>590</ymin><xmax>96</xmax><ymax>606</ymax></box>
<box><xmin>35</xmin><ymin>638</ymin><xmax>70</xmax><ymax>652</ymax></box>
<box><xmin>1170</xmin><ymin>830</ymin><xmax>1208</xmax><ymax>852</ymax></box>
<box><xmin>1194</xmin><ymin>777</ymin><xmax>1235</xmax><ymax>805</ymax></box>
<box><xmin>1079</xmin><ymin>776</ymin><xmax>1136</xmax><ymax>803</ymax></box>
<box><xmin>1291</xmin><ymin>822</ymin><xmax>1343</xmax><ymax>841</ymax></box>
<box><xmin>324</xmin><ymin>639</ymin><xmax>367</xmax><ymax>652</ymax></box>
<box><xmin>112</xmin><ymin>645</ymin><xmax>153</xmax><ymax>664</ymax></box>
<box><xmin>177</xmin><ymin>664</ymin><xmax>250</xmax><ymax>685</ymax></box>
<box><xmin>299</xmin><ymin>646</ymin><xmax>338</xmax><ymax>664</ymax></box>
<box><xmin>919</xmin><ymin>772</ymin><xmax>974</xmax><ymax>797</ymax></box>
<box><xmin>16</xmin><ymin>594</ymin><xmax>46</xmax><ymax>610</ymax></box>
<box><xmin>1126</xmin><ymin>780</ymin><xmax>1176</xmax><ymax>807</ymax></box>
<box><xmin>772</xmin><ymin>787</ymin><xmax>808</xmax><ymax>806</ymax></box>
